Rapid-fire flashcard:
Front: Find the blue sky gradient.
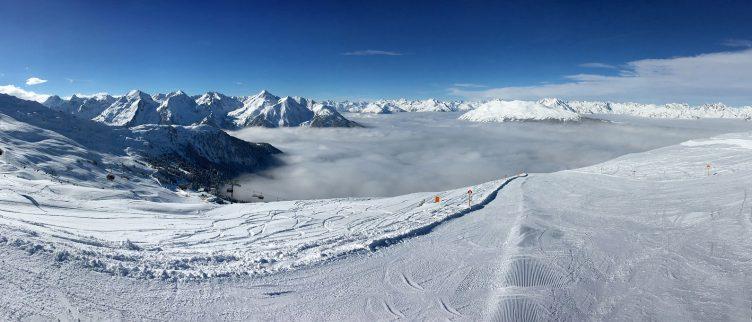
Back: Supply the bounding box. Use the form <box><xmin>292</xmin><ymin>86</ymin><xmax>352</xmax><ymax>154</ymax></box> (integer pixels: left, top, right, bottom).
<box><xmin>2</xmin><ymin>0</ymin><xmax>752</xmax><ymax>103</ymax></box>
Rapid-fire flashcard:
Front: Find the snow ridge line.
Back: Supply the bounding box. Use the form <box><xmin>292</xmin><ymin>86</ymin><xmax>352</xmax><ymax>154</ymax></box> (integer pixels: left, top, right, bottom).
<box><xmin>367</xmin><ymin>174</ymin><xmax>527</xmax><ymax>251</ymax></box>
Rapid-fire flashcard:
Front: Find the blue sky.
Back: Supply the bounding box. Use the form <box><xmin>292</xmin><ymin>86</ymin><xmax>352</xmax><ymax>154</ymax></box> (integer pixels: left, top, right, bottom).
<box><xmin>2</xmin><ymin>0</ymin><xmax>752</xmax><ymax>104</ymax></box>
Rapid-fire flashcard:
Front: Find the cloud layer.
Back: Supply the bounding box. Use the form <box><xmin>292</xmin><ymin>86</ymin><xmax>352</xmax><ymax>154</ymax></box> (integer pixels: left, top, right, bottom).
<box><xmin>230</xmin><ymin>112</ymin><xmax>752</xmax><ymax>201</ymax></box>
<box><xmin>25</xmin><ymin>77</ymin><xmax>48</xmax><ymax>86</ymax></box>
<box><xmin>0</xmin><ymin>85</ymin><xmax>49</xmax><ymax>102</ymax></box>
<box><xmin>453</xmin><ymin>83</ymin><xmax>487</xmax><ymax>88</ymax></box>
<box><xmin>451</xmin><ymin>49</ymin><xmax>752</xmax><ymax>105</ymax></box>
<box><xmin>578</xmin><ymin>62</ymin><xmax>617</xmax><ymax>69</ymax></box>
<box><xmin>342</xmin><ymin>50</ymin><xmax>403</xmax><ymax>56</ymax></box>
<box><xmin>722</xmin><ymin>39</ymin><xmax>752</xmax><ymax>48</ymax></box>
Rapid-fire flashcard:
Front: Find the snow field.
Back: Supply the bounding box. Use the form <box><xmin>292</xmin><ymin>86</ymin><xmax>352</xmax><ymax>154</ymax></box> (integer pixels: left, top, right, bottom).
<box><xmin>0</xmin><ymin>166</ymin><xmax>522</xmax><ymax>279</ymax></box>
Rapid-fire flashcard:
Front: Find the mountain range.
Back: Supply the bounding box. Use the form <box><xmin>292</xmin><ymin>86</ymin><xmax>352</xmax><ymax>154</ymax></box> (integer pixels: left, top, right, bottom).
<box><xmin>2</xmin><ymin>93</ymin><xmax>281</xmax><ymax>192</ymax></box>
<box><xmin>43</xmin><ymin>90</ymin><xmax>363</xmax><ymax>129</ymax></box>
<box><xmin>42</xmin><ymin>90</ymin><xmax>752</xmax><ymax>127</ymax></box>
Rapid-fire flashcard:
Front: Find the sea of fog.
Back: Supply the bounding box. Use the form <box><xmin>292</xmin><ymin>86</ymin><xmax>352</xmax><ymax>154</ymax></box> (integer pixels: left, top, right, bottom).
<box><xmin>230</xmin><ymin>112</ymin><xmax>752</xmax><ymax>201</ymax></box>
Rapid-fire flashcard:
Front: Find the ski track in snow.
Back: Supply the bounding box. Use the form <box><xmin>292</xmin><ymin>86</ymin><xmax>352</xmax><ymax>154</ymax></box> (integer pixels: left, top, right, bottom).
<box><xmin>0</xmin><ymin>158</ymin><xmax>522</xmax><ymax>279</ymax></box>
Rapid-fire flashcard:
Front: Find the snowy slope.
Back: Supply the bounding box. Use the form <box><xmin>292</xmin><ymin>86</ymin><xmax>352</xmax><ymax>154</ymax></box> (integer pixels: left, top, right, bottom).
<box><xmin>0</xmin><ymin>168</ymin><xmax>513</xmax><ymax>278</ymax></box>
<box><xmin>2</xmin><ymin>126</ymin><xmax>752</xmax><ymax>319</ymax></box>
<box><xmin>459</xmin><ymin>99</ymin><xmax>582</xmax><ymax>122</ymax></box>
<box><xmin>0</xmin><ymin>94</ymin><xmax>281</xmax><ymax>192</ymax></box>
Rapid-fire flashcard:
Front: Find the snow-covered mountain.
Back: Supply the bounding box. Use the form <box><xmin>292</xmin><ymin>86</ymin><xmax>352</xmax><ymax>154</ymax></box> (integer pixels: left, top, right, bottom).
<box><xmin>458</xmin><ymin>98</ymin><xmax>752</xmax><ymax>123</ymax></box>
<box><xmin>329</xmin><ymin>96</ymin><xmax>752</xmax><ymax>121</ymax></box>
<box><xmin>43</xmin><ymin>93</ymin><xmax>116</xmax><ymax>119</ymax></box>
<box><xmin>38</xmin><ymin>89</ymin><xmax>752</xmax><ymax>126</ymax></box>
<box><xmin>244</xmin><ymin>96</ymin><xmax>314</xmax><ymax>127</ymax></box>
<box><xmin>565</xmin><ymin>100</ymin><xmax>752</xmax><ymax>119</ymax></box>
<box><xmin>157</xmin><ymin>91</ymin><xmax>200</xmax><ymax>125</ymax></box>
<box><xmin>225</xmin><ymin>91</ymin><xmax>361</xmax><ymax>128</ymax></box>
<box><xmin>307</xmin><ymin>103</ymin><xmax>363</xmax><ymax>127</ymax></box>
<box><xmin>333</xmin><ymin>99</ymin><xmax>462</xmax><ymax>114</ymax></box>
<box><xmin>459</xmin><ymin>99</ymin><xmax>582</xmax><ymax>122</ymax></box>
<box><xmin>1</xmin><ymin>94</ymin><xmax>281</xmax><ymax>191</ymax></box>
<box><xmin>3</xmin><ymin>100</ymin><xmax>752</xmax><ymax>319</ymax></box>
<box><xmin>227</xmin><ymin>90</ymin><xmax>281</xmax><ymax>127</ymax></box>
<box><xmin>43</xmin><ymin>89</ymin><xmax>360</xmax><ymax>129</ymax></box>
<box><xmin>94</xmin><ymin>90</ymin><xmax>162</xmax><ymax>126</ymax></box>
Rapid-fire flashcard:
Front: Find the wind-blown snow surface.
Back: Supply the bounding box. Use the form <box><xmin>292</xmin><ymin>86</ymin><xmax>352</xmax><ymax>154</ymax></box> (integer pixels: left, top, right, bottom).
<box><xmin>2</xmin><ymin>132</ymin><xmax>752</xmax><ymax>319</ymax></box>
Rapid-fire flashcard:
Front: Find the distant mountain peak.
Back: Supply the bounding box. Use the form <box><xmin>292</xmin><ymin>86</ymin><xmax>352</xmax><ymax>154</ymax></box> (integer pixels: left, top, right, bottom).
<box><xmin>126</xmin><ymin>90</ymin><xmax>152</xmax><ymax>100</ymax></box>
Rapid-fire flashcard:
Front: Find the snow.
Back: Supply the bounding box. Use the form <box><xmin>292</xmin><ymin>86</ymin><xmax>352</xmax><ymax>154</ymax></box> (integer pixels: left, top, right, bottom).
<box><xmin>459</xmin><ymin>99</ymin><xmax>582</xmax><ymax>122</ymax></box>
<box><xmin>0</xmin><ymin>167</ymin><xmax>514</xmax><ymax>278</ymax></box>
<box><xmin>94</xmin><ymin>90</ymin><xmax>161</xmax><ymax>126</ymax></box>
<box><xmin>41</xmin><ymin>89</ymin><xmax>361</xmax><ymax>129</ymax></box>
<box><xmin>0</xmin><ymin>93</ymin><xmax>280</xmax><ymax>193</ymax></box>
<box><xmin>568</xmin><ymin>100</ymin><xmax>752</xmax><ymax>119</ymax></box>
<box><xmin>328</xmin><ymin>96</ymin><xmax>752</xmax><ymax>121</ymax></box>
<box><xmin>228</xmin><ymin>90</ymin><xmax>281</xmax><ymax>127</ymax></box>
<box><xmin>35</xmin><ymin>88</ymin><xmax>752</xmax><ymax>130</ymax></box>
<box><xmin>3</xmin><ymin>126</ymin><xmax>752</xmax><ymax>319</ymax></box>
<box><xmin>681</xmin><ymin>138</ymin><xmax>752</xmax><ymax>149</ymax></box>
<box><xmin>4</xmin><ymin>92</ymin><xmax>752</xmax><ymax>319</ymax></box>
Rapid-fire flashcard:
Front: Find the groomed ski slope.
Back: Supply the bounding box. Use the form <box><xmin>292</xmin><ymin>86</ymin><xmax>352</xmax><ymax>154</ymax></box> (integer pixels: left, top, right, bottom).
<box><xmin>2</xmin><ymin>132</ymin><xmax>752</xmax><ymax>320</ymax></box>
<box><xmin>0</xmin><ymin>170</ymin><xmax>517</xmax><ymax>278</ymax></box>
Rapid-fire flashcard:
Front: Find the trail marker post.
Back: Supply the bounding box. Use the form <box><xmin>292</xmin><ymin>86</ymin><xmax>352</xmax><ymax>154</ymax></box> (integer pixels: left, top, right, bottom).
<box><xmin>706</xmin><ymin>163</ymin><xmax>712</xmax><ymax>176</ymax></box>
<box><xmin>467</xmin><ymin>189</ymin><xmax>473</xmax><ymax>207</ymax></box>
<box><xmin>434</xmin><ymin>196</ymin><xmax>441</xmax><ymax>203</ymax></box>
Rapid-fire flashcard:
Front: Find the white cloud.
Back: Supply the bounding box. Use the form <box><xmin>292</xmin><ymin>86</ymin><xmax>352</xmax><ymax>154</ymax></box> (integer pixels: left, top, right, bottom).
<box><xmin>453</xmin><ymin>83</ymin><xmax>487</xmax><ymax>88</ymax></box>
<box><xmin>722</xmin><ymin>39</ymin><xmax>752</xmax><ymax>48</ymax></box>
<box><xmin>0</xmin><ymin>84</ymin><xmax>50</xmax><ymax>102</ymax></box>
<box><xmin>450</xmin><ymin>49</ymin><xmax>752</xmax><ymax>105</ymax></box>
<box><xmin>231</xmin><ymin>113</ymin><xmax>745</xmax><ymax>200</ymax></box>
<box><xmin>579</xmin><ymin>62</ymin><xmax>617</xmax><ymax>69</ymax></box>
<box><xmin>342</xmin><ymin>50</ymin><xmax>403</xmax><ymax>56</ymax></box>
<box><xmin>25</xmin><ymin>77</ymin><xmax>47</xmax><ymax>86</ymax></box>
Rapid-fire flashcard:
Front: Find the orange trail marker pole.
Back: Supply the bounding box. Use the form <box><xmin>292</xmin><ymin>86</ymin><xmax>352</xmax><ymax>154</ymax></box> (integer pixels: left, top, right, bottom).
<box><xmin>706</xmin><ymin>163</ymin><xmax>711</xmax><ymax>176</ymax></box>
<box><xmin>467</xmin><ymin>189</ymin><xmax>473</xmax><ymax>207</ymax></box>
<box><xmin>434</xmin><ymin>196</ymin><xmax>441</xmax><ymax>203</ymax></box>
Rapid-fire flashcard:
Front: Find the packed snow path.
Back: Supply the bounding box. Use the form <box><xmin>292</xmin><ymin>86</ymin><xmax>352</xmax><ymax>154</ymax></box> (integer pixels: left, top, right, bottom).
<box><xmin>2</xmin><ymin>176</ymin><xmax>527</xmax><ymax>320</ymax></box>
<box><xmin>3</xmin><ymin>133</ymin><xmax>752</xmax><ymax>319</ymax></box>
